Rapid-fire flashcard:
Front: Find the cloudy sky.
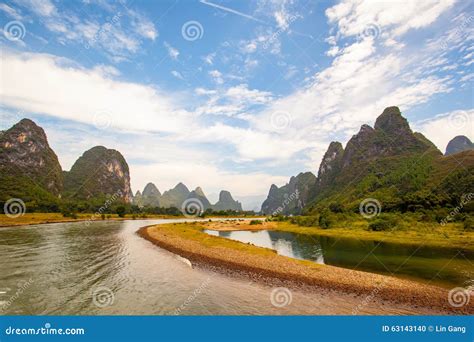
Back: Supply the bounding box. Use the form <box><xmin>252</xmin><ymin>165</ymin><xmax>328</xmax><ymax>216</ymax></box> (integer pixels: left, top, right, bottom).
<box><xmin>0</xmin><ymin>0</ymin><xmax>473</xmax><ymax>209</ymax></box>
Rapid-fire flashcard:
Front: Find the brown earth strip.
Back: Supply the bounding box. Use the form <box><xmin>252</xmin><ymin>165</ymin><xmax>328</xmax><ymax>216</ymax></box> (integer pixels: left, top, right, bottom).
<box><xmin>138</xmin><ymin>222</ymin><xmax>474</xmax><ymax>315</ymax></box>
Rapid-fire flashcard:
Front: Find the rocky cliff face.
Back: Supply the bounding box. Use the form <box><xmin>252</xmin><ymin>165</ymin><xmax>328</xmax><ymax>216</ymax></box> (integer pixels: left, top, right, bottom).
<box><xmin>445</xmin><ymin>135</ymin><xmax>473</xmax><ymax>155</ymax></box>
<box><xmin>317</xmin><ymin>141</ymin><xmax>344</xmax><ymax>190</ymax></box>
<box><xmin>140</xmin><ymin>182</ymin><xmax>161</xmax><ymax>206</ymax></box>
<box><xmin>159</xmin><ymin>182</ymin><xmax>190</xmax><ymax>208</ymax></box>
<box><xmin>63</xmin><ymin>146</ymin><xmax>132</xmax><ymax>202</ymax></box>
<box><xmin>261</xmin><ymin>172</ymin><xmax>317</xmax><ymax>215</ymax></box>
<box><xmin>341</xmin><ymin>107</ymin><xmax>439</xmax><ymax>169</ymax></box>
<box><xmin>186</xmin><ymin>187</ymin><xmax>212</xmax><ymax>210</ymax></box>
<box><xmin>0</xmin><ymin>118</ymin><xmax>63</xmax><ymax>197</ymax></box>
<box><xmin>213</xmin><ymin>190</ymin><xmax>243</xmax><ymax>211</ymax></box>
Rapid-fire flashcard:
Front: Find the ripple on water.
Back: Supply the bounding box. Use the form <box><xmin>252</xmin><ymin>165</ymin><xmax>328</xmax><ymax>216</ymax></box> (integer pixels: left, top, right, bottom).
<box><xmin>0</xmin><ymin>220</ymin><xmax>450</xmax><ymax>315</ymax></box>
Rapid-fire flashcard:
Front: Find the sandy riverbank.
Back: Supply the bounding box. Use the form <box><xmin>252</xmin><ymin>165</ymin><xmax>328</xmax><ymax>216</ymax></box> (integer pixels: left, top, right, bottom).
<box><xmin>138</xmin><ymin>221</ymin><xmax>473</xmax><ymax>315</ymax></box>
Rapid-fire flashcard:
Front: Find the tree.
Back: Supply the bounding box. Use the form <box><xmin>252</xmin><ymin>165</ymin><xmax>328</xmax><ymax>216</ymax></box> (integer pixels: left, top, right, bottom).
<box><xmin>116</xmin><ymin>206</ymin><xmax>126</xmax><ymax>218</ymax></box>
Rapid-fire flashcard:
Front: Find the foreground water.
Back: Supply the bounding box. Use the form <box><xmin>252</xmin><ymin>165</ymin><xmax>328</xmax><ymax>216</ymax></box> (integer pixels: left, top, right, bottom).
<box><xmin>204</xmin><ymin>229</ymin><xmax>474</xmax><ymax>288</ymax></box>
<box><xmin>0</xmin><ymin>220</ymin><xmax>461</xmax><ymax>315</ymax></box>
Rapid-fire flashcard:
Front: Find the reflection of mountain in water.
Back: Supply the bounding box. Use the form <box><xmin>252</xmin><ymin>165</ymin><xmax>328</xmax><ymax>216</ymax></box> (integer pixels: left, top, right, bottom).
<box><xmin>202</xmin><ymin>229</ymin><xmax>472</xmax><ymax>287</ymax></box>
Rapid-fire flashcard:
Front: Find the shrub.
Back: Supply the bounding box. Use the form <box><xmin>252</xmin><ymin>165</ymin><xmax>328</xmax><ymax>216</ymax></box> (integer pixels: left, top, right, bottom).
<box><xmin>368</xmin><ymin>214</ymin><xmax>399</xmax><ymax>231</ymax></box>
<box><xmin>318</xmin><ymin>211</ymin><xmax>332</xmax><ymax>229</ymax></box>
<box><xmin>329</xmin><ymin>203</ymin><xmax>344</xmax><ymax>213</ymax></box>
<box><xmin>463</xmin><ymin>217</ymin><xmax>473</xmax><ymax>231</ymax></box>
<box><xmin>101</xmin><ymin>213</ymin><xmax>105</xmax><ymax>220</ymax></box>
<box><xmin>289</xmin><ymin>216</ymin><xmax>318</xmax><ymax>227</ymax></box>
<box><xmin>249</xmin><ymin>220</ymin><xmax>263</xmax><ymax>225</ymax></box>
<box><xmin>116</xmin><ymin>206</ymin><xmax>126</xmax><ymax>218</ymax></box>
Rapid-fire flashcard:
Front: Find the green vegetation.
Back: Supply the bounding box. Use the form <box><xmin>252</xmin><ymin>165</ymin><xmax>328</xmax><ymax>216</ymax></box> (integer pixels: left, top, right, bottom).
<box><xmin>249</xmin><ymin>220</ymin><xmax>263</xmax><ymax>225</ymax></box>
<box><xmin>265</xmin><ymin>213</ymin><xmax>473</xmax><ymax>251</ymax></box>
<box><xmin>368</xmin><ymin>214</ymin><xmax>399</xmax><ymax>231</ymax></box>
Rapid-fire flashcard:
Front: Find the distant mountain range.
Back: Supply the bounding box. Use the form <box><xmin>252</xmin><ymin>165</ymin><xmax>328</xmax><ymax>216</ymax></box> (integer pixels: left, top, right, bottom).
<box><xmin>133</xmin><ymin>182</ymin><xmax>242</xmax><ymax>212</ymax></box>
<box><xmin>0</xmin><ymin>118</ymin><xmax>242</xmax><ymax>212</ymax></box>
<box><xmin>261</xmin><ymin>106</ymin><xmax>474</xmax><ymax>215</ymax></box>
<box><xmin>1</xmin><ymin>112</ymin><xmax>472</xmax><ymax>215</ymax></box>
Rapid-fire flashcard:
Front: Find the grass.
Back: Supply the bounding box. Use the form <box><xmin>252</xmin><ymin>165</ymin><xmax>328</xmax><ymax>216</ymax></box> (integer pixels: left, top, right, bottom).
<box><xmin>269</xmin><ymin>219</ymin><xmax>474</xmax><ymax>252</ymax></box>
<box><xmin>153</xmin><ymin>222</ymin><xmax>280</xmax><ymax>257</ymax></box>
<box><xmin>0</xmin><ymin>212</ymin><xmax>177</xmax><ymax>227</ymax></box>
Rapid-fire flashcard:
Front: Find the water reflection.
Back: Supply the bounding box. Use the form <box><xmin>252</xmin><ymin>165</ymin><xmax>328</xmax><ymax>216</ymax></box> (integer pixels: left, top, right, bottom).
<box><xmin>203</xmin><ymin>229</ymin><xmax>473</xmax><ymax>287</ymax></box>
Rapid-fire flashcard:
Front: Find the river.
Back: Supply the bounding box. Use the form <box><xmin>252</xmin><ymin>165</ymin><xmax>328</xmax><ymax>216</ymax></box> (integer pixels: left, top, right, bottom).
<box><xmin>0</xmin><ymin>219</ymin><xmax>452</xmax><ymax>315</ymax></box>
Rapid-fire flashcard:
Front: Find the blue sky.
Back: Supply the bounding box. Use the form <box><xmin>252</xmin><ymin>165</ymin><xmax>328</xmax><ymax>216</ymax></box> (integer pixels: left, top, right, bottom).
<box><xmin>0</xmin><ymin>0</ymin><xmax>473</xmax><ymax>210</ymax></box>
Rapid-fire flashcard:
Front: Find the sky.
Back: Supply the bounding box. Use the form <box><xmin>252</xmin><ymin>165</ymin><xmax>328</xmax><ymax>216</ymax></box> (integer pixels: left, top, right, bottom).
<box><xmin>0</xmin><ymin>0</ymin><xmax>473</xmax><ymax>210</ymax></box>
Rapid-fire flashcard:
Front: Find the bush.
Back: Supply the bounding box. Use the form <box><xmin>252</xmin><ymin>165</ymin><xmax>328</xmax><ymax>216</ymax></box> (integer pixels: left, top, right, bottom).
<box><xmin>249</xmin><ymin>220</ymin><xmax>263</xmax><ymax>225</ymax></box>
<box><xmin>289</xmin><ymin>216</ymin><xmax>318</xmax><ymax>227</ymax></box>
<box><xmin>463</xmin><ymin>217</ymin><xmax>473</xmax><ymax>231</ymax></box>
<box><xmin>329</xmin><ymin>203</ymin><xmax>344</xmax><ymax>213</ymax></box>
<box><xmin>116</xmin><ymin>206</ymin><xmax>126</xmax><ymax>218</ymax></box>
<box><xmin>318</xmin><ymin>211</ymin><xmax>332</xmax><ymax>229</ymax></box>
<box><xmin>368</xmin><ymin>214</ymin><xmax>399</xmax><ymax>231</ymax></box>
<box><xmin>101</xmin><ymin>213</ymin><xmax>105</xmax><ymax>220</ymax></box>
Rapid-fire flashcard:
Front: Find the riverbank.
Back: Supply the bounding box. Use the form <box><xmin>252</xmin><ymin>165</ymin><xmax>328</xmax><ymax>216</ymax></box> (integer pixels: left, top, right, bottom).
<box><xmin>138</xmin><ymin>221</ymin><xmax>473</xmax><ymax>315</ymax></box>
<box><xmin>0</xmin><ymin>213</ymin><xmax>162</xmax><ymax>227</ymax></box>
<box><xmin>0</xmin><ymin>213</ymin><xmax>265</xmax><ymax>228</ymax></box>
<box><xmin>205</xmin><ymin>219</ymin><xmax>474</xmax><ymax>252</ymax></box>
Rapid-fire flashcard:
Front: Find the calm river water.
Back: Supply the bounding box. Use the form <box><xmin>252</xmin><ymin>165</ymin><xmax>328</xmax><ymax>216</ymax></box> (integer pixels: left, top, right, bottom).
<box><xmin>203</xmin><ymin>229</ymin><xmax>473</xmax><ymax>288</ymax></box>
<box><xmin>0</xmin><ymin>220</ymin><xmax>462</xmax><ymax>315</ymax></box>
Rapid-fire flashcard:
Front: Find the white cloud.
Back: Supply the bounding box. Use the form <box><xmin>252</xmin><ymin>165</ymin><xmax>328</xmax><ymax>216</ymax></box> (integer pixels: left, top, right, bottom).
<box><xmin>1</xmin><ymin>50</ymin><xmax>195</xmax><ymax>134</ymax></box>
<box><xmin>415</xmin><ymin>109</ymin><xmax>474</xmax><ymax>152</ymax></box>
<box><xmin>13</xmin><ymin>0</ymin><xmax>157</xmax><ymax>59</ymax></box>
<box><xmin>131</xmin><ymin>17</ymin><xmax>158</xmax><ymax>40</ymax></box>
<box><xmin>195</xmin><ymin>84</ymin><xmax>272</xmax><ymax>117</ymax></box>
<box><xmin>16</xmin><ymin>0</ymin><xmax>56</xmax><ymax>17</ymax></box>
<box><xmin>171</xmin><ymin>70</ymin><xmax>184</xmax><ymax>80</ymax></box>
<box><xmin>209</xmin><ymin>69</ymin><xmax>224</xmax><ymax>84</ymax></box>
<box><xmin>203</xmin><ymin>53</ymin><xmax>215</xmax><ymax>65</ymax></box>
<box><xmin>326</xmin><ymin>0</ymin><xmax>455</xmax><ymax>38</ymax></box>
<box><xmin>164</xmin><ymin>41</ymin><xmax>180</xmax><ymax>60</ymax></box>
<box><xmin>0</xmin><ymin>3</ymin><xmax>24</xmax><ymax>20</ymax></box>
